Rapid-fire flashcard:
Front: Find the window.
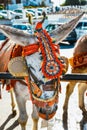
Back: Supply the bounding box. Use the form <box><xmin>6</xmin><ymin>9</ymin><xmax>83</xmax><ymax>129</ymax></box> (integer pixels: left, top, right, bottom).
<box><xmin>46</xmin><ymin>24</ymin><xmax>56</xmax><ymax>32</ymax></box>
<box><xmin>2</xmin><ymin>11</ymin><xmax>7</xmax><ymax>14</ymax></box>
<box><xmin>13</xmin><ymin>25</ymin><xmax>27</xmax><ymax>30</ymax></box>
<box><xmin>84</xmin><ymin>22</ymin><xmax>87</xmax><ymax>27</ymax></box>
<box><xmin>14</xmin><ymin>10</ymin><xmax>22</xmax><ymax>13</ymax></box>
<box><xmin>76</xmin><ymin>21</ymin><xmax>87</xmax><ymax>30</ymax></box>
<box><xmin>82</xmin><ymin>22</ymin><xmax>87</xmax><ymax>30</ymax></box>
<box><xmin>76</xmin><ymin>22</ymin><xmax>83</xmax><ymax>29</ymax></box>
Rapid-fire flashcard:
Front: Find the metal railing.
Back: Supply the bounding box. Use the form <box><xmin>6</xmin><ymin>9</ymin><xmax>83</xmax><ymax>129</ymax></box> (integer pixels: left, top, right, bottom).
<box><xmin>0</xmin><ymin>72</ymin><xmax>87</xmax><ymax>82</ymax></box>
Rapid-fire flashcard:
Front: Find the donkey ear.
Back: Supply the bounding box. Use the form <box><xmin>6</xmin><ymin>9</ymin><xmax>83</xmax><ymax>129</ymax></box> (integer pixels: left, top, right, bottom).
<box><xmin>50</xmin><ymin>12</ymin><xmax>84</xmax><ymax>44</ymax></box>
<box><xmin>0</xmin><ymin>25</ymin><xmax>38</xmax><ymax>46</ymax></box>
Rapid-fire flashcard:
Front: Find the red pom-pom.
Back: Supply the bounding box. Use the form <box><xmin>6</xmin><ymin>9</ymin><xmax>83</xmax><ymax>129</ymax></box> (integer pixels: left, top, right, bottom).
<box><xmin>35</xmin><ymin>22</ymin><xmax>42</xmax><ymax>30</ymax></box>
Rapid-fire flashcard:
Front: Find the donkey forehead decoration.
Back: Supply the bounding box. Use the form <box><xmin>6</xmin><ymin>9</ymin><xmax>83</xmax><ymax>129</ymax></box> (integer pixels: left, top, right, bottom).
<box><xmin>0</xmin><ymin>12</ymin><xmax>84</xmax><ymax>120</ymax></box>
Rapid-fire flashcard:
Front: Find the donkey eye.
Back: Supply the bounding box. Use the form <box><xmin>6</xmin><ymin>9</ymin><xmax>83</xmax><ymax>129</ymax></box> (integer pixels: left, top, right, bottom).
<box><xmin>40</xmin><ymin>56</ymin><xmax>43</xmax><ymax>60</ymax></box>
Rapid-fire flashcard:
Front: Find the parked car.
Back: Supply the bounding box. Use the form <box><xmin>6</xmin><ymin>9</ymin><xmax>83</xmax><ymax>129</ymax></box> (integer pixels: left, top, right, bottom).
<box><xmin>26</xmin><ymin>9</ymin><xmax>35</xmax><ymax>17</ymax></box>
<box><xmin>75</xmin><ymin>19</ymin><xmax>87</xmax><ymax>39</ymax></box>
<box><xmin>12</xmin><ymin>23</ymin><xmax>33</xmax><ymax>34</ymax></box>
<box><xmin>13</xmin><ymin>9</ymin><xmax>35</xmax><ymax>18</ymax></box>
<box><xmin>13</xmin><ymin>9</ymin><xmax>23</xmax><ymax>14</ymax></box>
<box><xmin>0</xmin><ymin>12</ymin><xmax>8</xmax><ymax>19</ymax></box>
<box><xmin>45</xmin><ymin>23</ymin><xmax>77</xmax><ymax>45</ymax></box>
<box><xmin>26</xmin><ymin>9</ymin><xmax>42</xmax><ymax>18</ymax></box>
<box><xmin>0</xmin><ymin>14</ymin><xmax>4</xmax><ymax>19</ymax></box>
<box><xmin>0</xmin><ymin>10</ymin><xmax>22</xmax><ymax>19</ymax></box>
<box><xmin>13</xmin><ymin>9</ymin><xmax>24</xmax><ymax>18</ymax></box>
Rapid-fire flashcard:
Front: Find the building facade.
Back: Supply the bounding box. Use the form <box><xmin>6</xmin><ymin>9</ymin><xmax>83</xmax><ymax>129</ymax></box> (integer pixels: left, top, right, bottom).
<box><xmin>23</xmin><ymin>0</ymin><xmax>53</xmax><ymax>6</ymax></box>
<box><xmin>0</xmin><ymin>0</ymin><xmax>53</xmax><ymax>7</ymax></box>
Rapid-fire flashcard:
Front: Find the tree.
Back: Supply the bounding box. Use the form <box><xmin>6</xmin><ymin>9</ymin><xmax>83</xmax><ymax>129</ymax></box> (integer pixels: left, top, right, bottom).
<box><xmin>64</xmin><ymin>0</ymin><xmax>87</xmax><ymax>5</ymax></box>
<box><xmin>64</xmin><ymin>0</ymin><xmax>80</xmax><ymax>5</ymax></box>
<box><xmin>40</xmin><ymin>0</ymin><xmax>46</xmax><ymax>7</ymax></box>
<box><xmin>80</xmin><ymin>0</ymin><xmax>87</xmax><ymax>5</ymax></box>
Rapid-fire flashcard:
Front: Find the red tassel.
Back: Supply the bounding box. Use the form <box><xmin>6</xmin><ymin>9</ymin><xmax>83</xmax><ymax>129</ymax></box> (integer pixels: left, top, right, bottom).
<box><xmin>6</xmin><ymin>85</ymin><xmax>11</xmax><ymax>91</ymax></box>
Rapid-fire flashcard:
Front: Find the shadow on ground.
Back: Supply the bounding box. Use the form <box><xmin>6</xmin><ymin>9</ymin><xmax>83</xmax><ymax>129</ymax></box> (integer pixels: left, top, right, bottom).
<box><xmin>0</xmin><ymin>112</ymin><xmax>19</xmax><ymax>130</ymax></box>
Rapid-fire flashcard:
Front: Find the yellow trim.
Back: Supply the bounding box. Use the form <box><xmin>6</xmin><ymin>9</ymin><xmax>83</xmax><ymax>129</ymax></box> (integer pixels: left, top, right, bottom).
<box><xmin>32</xmin><ymin>91</ymin><xmax>58</xmax><ymax>102</ymax></box>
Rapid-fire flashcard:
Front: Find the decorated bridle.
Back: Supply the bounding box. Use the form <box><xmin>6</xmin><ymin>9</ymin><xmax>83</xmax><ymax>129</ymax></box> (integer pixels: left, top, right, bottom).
<box><xmin>22</xmin><ymin>12</ymin><xmax>63</xmax><ymax>120</ymax></box>
<box><xmin>8</xmin><ymin>12</ymin><xmax>64</xmax><ymax>120</ymax></box>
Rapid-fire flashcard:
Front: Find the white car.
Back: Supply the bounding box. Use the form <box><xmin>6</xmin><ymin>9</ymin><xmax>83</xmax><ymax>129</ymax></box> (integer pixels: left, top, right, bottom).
<box><xmin>0</xmin><ymin>12</ymin><xmax>8</xmax><ymax>19</ymax></box>
<box><xmin>26</xmin><ymin>9</ymin><xmax>35</xmax><ymax>17</ymax></box>
<box><xmin>26</xmin><ymin>9</ymin><xmax>42</xmax><ymax>18</ymax></box>
<box><xmin>12</xmin><ymin>23</ymin><xmax>33</xmax><ymax>34</ymax></box>
<box><xmin>13</xmin><ymin>9</ymin><xmax>35</xmax><ymax>18</ymax></box>
<box><xmin>13</xmin><ymin>9</ymin><xmax>23</xmax><ymax>15</ymax></box>
<box><xmin>0</xmin><ymin>10</ymin><xmax>22</xmax><ymax>19</ymax></box>
<box><xmin>75</xmin><ymin>19</ymin><xmax>87</xmax><ymax>39</ymax></box>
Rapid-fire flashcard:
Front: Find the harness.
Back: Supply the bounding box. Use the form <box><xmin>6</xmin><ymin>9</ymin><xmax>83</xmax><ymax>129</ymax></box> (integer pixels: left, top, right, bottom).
<box><xmin>25</xmin><ymin>70</ymin><xmax>60</xmax><ymax>120</ymax></box>
<box><xmin>8</xmin><ymin>56</ymin><xmax>60</xmax><ymax>120</ymax></box>
<box><xmin>22</xmin><ymin>25</ymin><xmax>62</xmax><ymax>120</ymax></box>
<box><xmin>4</xmin><ymin>21</ymin><xmax>63</xmax><ymax>120</ymax></box>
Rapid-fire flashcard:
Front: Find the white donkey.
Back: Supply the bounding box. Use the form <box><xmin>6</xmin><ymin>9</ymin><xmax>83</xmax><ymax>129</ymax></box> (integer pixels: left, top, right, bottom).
<box><xmin>0</xmin><ymin>12</ymin><xmax>84</xmax><ymax>130</ymax></box>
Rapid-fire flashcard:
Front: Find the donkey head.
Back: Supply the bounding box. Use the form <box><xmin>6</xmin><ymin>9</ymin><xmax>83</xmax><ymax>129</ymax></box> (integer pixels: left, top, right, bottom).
<box><xmin>0</xmin><ymin>12</ymin><xmax>84</xmax><ymax>120</ymax></box>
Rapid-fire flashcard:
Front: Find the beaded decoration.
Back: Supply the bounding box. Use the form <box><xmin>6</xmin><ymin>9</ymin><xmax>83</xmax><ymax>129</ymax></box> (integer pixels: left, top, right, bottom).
<box><xmin>36</xmin><ymin>28</ymin><xmax>63</xmax><ymax>79</ymax></box>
